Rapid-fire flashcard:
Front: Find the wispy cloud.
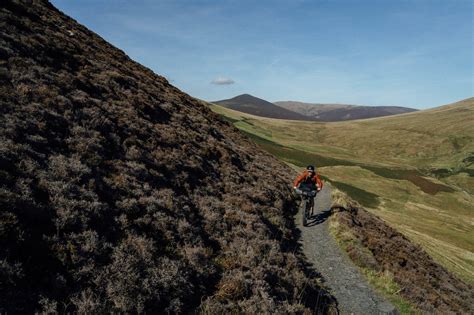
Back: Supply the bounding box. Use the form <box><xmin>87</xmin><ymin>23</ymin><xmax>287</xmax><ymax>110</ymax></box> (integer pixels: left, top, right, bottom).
<box><xmin>211</xmin><ymin>77</ymin><xmax>235</xmax><ymax>85</ymax></box>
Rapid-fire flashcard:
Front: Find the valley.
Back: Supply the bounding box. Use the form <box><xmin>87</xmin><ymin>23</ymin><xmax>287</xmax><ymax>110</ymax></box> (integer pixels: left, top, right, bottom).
<box><xmin>209</xmin><ymin>99</ymin><xmax>474</xmax><ymax>284</ymax></box>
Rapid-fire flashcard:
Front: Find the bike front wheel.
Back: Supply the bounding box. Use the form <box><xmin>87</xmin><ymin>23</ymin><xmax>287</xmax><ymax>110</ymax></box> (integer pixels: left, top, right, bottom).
<box><xmin>301</xmin><ymin>200</ymin><xmax>308</xmax><ymax>227</ymax></box>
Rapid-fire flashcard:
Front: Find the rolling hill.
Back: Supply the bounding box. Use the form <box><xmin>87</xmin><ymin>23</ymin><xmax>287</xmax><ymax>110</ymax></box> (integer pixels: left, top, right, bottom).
<box><xmin>0</xmin><ymin>1</ymin><xmax>335</xmax><ymax>313</ymax></box>
<box><xmin>212</xmin><ymin>97</ymin><xmax>474</xmax><ymax>170</ymax></box>
<box><xmin>209</xmin><ymin>97</ymin><xmax>474</xmax><ymax>284</ymax></box>
<box><xmin>212</xmin><ymin>94</ymin><xmax>310</xmax><ymax>120</ymax></box>
<box><xmin>213</xmin><ymin>94</ymin><xmax>418</xmax><ymax>122</ymax></box>
<box><xmin>274</xmin><ymin>101</ymin><xmax>418</xmax><ymax>121</ymax></box>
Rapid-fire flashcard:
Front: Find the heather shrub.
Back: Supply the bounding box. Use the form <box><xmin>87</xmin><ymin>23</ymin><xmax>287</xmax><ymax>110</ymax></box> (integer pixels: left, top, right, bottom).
<box><xmin>330</xmin><ymin>191</ymin><xmax>474</xmax><ymax>314</ymax></box>
<box><xmin>0</xmin><ymin>1</ymin><xmax>335</xmax><ymax>313</ymax></box>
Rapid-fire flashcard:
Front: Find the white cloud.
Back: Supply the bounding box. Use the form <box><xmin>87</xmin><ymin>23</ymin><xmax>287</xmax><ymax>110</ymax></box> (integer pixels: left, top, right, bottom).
<box><xmin>211</xmin><ymin>77</ymin><xmax>235</xmax><ymax>85</ymax></box>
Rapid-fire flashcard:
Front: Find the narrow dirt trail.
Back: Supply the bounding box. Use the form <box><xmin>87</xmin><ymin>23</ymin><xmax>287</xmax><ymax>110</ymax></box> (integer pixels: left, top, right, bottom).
<box><xmin>296</xmin><ymin>186</ymin><xmax>396</xmax><ymax>315</ymax></box>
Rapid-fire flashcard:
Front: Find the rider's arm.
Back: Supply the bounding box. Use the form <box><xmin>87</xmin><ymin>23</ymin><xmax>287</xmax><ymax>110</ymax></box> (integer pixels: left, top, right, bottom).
<box><xmin>293</xmin><ymin>172</ymin><xmax>305</xmax><ymax>189</ymax></box>
<box><xmin>316</xmin><ymin>175</ymin><xmax>323</xmax><ymax>190</ymax></box>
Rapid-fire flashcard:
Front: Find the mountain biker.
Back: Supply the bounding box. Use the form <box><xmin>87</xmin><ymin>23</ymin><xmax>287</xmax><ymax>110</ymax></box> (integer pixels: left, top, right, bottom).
<box><xmin>293</xmin><ymin>165</ymin><xmax>323</xmax><ymax>213</ymax></box>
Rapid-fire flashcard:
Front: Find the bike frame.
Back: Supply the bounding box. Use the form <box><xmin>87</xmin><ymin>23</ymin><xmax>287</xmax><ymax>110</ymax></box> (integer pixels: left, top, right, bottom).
<box><xmin>298</xmin><ymin>188</ymin><xmax>316</xmax><ymax>226</ymax></box>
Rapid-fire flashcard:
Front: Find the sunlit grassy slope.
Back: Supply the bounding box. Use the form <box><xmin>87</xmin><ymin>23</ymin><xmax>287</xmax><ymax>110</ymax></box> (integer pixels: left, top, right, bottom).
<box><xmin>211</xmin><ymin>98</ymin><xmax>474</xmax><ymax>170</ymax></box>
<box><xmin>209</xmin><ymin>98</ymin><xmax>474</xmax><ymax>283</ymax></box>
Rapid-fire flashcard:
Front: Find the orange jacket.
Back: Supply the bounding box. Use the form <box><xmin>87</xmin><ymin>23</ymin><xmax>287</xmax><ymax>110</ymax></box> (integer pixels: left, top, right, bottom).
<box><xmin>293</xmin><ymin>170</ymin><xmax>323</xmax><ymax>190</ymax></box>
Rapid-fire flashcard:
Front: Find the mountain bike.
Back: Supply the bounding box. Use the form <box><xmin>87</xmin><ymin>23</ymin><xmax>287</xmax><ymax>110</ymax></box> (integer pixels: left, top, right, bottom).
<box><xmin>295</xmin><ymin>186</ymin><xmax>317</xmax><ymax>226</ymax></box>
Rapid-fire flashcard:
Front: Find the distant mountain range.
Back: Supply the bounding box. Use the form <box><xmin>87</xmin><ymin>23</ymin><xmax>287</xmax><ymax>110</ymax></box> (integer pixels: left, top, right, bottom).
<box><xmin>275</xmin><ymin>101</ymin><xmax>418</xmax><ymax>121</ymax></box>
<box><xmin>213</xmin><ymin>94</ymin><xmax>418</xmax><ymax>121</ymax></box>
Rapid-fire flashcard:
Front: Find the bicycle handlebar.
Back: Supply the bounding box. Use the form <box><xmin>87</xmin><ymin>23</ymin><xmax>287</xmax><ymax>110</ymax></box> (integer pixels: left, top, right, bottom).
<box><xmin>295</xmin><ymin>188</ymin><xmax>317</xmax><ymax>197</ymax></box>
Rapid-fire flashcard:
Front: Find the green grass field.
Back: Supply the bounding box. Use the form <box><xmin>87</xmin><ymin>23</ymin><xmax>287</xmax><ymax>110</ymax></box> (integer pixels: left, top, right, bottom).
<box><xmin>210</xmin><ymin>98</ymin><xmax>474</xmax><ymax>284</ymax></box>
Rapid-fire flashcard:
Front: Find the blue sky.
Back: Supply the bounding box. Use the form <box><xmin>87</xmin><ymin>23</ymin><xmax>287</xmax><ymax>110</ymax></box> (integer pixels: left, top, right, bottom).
<box><xmin>51</xmin><ymin>0</ymin><xmax>472</xmax><ymax>109</ymax></box>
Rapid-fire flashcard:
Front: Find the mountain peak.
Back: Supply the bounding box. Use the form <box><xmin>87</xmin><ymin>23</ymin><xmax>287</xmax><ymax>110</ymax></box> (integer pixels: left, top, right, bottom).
<box><xmin>236</xmin><ymin>93</ymin><xmax>254</xmax><ymax>97</ymax></box>
<box><xmin>213</xmin><ymin>94</ymin><xmax>311</xmax><ymax>120</ymax></box>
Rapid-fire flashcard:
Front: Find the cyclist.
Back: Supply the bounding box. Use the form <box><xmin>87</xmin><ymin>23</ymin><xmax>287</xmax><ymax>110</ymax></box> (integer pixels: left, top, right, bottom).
<box><xmin>293</xmin><ymin>165</ymin><xmax>323</xmax><ymax>214</ymax></box>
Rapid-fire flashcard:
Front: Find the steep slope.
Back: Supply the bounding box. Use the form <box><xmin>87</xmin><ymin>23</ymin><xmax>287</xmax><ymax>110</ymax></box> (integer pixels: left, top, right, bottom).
<box><xmin>329</xmin><ymin>191</ymin><xmax>474</xmax><ymax>314</ymax></box>
<box><xmin>275</xmin><ymin>101</ymin><xmax>418</xmax><ymax>121</ymax></box>
<box><xmin>213</xmin><ymin>94</ymin><xmax>311</xmax><ymax>120</ymax></box>
<box><xmin>0</xmin><ymin>1</ymin><xmax>335</xmax><ymax>313</ymax></box>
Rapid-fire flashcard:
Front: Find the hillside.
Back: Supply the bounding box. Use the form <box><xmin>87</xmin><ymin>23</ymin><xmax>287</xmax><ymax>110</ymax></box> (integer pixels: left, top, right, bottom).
<box><xmin>209</xmin><ymin>98</ymin><xmax>474</xmax><ymax>284</ymax></box>
<box><xmin>212</xmin><ymin>94</ymin><xmax>310</xmax><ymax>120</ymax></box>
<box><xmin>275</xmin><ymin>101</ymin><xmax>418</xmax><ymax>121</ymax></box>
<box><xmin>329</xmin><ymin>190</ymin><xmax>473</xmax><ymax>314</ymax></box>
<box><xmin>0</xmin><ymin>1</ymin><xmax>335</xmax><ymax>313</ymax></box>
<box><xmin>316</xmin><ymin>97</ymin><xmax>474</xmax><ymax>170</ymax></box>
<box><xmin>211</xmin><ymin>98</ymin><xmax>474</xmax><ymax>170</ymax></box>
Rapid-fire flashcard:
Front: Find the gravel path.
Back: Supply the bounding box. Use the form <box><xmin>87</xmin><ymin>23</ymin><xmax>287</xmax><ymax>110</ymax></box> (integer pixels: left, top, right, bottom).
<box><xmin>296</xmin><ymin>186</ymin><xmax>397</xmax><ymax>315</ymax></box>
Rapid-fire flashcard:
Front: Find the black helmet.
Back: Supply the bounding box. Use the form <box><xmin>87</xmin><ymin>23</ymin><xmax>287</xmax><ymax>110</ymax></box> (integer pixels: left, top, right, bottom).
<box><xmin>306</xmin><ymin>165</ymin><xmax>315</xmax><ymax>172</ymax></box>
